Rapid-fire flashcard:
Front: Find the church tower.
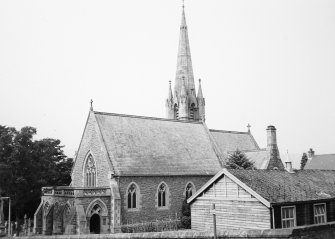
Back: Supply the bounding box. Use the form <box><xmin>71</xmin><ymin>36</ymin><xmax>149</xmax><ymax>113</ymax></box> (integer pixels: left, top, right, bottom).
<box><xmin>166</xmin><ymin>4</ymin><xmax>205</xmax><ymax>121</ymax></box>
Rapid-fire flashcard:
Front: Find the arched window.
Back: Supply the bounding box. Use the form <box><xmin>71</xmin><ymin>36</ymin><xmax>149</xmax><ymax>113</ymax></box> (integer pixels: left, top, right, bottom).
<box><xmin>127</xmin><ymin>184</ymin><xmax>137</xmax><ymax>209</ymax></box>
<box><xmin>185</xmin><ymin>183</ymin><xmax>194</xmax><ymax>199</ymax></box>
<box><xmin>174</xmin><ymin>104</ymin><xmax>179</xmax><ymax>119</ymax></box>
<box><xmin>158</xmin><ymin>183</ymin><xmax>167</xmax><ymax>207</ymax></box>
<box><xmin>85</xmin><ymin>155</ymin><xmax>96</xmax><ymax>187</ymax></box>
<box><xmin>189</xmin><ymin>103</ymin><xmax>195</xmax><ymax>120</ymax></box>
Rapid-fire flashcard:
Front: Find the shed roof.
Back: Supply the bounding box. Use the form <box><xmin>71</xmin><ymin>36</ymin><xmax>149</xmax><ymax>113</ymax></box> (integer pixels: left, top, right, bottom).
<box><xmin>305</xmin><ymin>154</ymin><xmax>335</xmax><ymax>170</ymax></box>
<box><xmin>229</xmin><ymin>169</ymin><xmax>335</xmax><ymax>204</ymax></box>
<box><xmin>188</xmin><ymin>169</ymin><xmax>335</xmax><ymax>206</ymax></box>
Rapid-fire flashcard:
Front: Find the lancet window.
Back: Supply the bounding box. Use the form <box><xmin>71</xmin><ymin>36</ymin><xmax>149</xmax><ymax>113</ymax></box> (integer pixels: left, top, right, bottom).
<box><xmin>158</xmin><ymin>183</ymin><xmax>167</xmax><ymax>207</ymax></box>
<box><xmin>189</xmin><ymin>103</ymin><xmax>195</xmax><ymax>120</ymax></box>
<box><xmin>85</xmin><ymin>154</ymin><xmax>96</xmax><ymax>187</ymax></box>
<box><xmin>127</xmin><ymin>184</ymin><xmax>137</xmax><ymax>209</ymax></box>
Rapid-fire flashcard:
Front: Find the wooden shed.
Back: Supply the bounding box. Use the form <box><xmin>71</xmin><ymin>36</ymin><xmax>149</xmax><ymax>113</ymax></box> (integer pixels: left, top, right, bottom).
<box><xmin>188</xmin><ymin>168</ymin><xmax>335</xmax><ymax>231</ymax></box>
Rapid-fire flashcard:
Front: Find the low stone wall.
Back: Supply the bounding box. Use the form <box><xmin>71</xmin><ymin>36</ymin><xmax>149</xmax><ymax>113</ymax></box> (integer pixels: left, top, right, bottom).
<box><xmin>10</xmin><ymin>222</ymin><xmax>335</xmax><ymax>239</ymax></box>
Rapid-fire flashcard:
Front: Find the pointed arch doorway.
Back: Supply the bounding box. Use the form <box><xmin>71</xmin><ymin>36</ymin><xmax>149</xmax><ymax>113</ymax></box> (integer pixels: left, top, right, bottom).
<box><xmin>90</xmin><ymin>214</ymin><xmax>100</xmax><ymax>234</ymax></box>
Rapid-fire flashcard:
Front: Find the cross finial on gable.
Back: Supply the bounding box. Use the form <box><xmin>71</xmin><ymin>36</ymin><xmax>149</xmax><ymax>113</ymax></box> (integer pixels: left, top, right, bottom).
<box><xmin>247</xmin><ymin>124</ymin><xmax>251</xmax><ymax>132</ymax></box>
<box><xmin>90</xmin><ymin>99</ymin><xmax>93</xmax><ymax>111</ymax></box>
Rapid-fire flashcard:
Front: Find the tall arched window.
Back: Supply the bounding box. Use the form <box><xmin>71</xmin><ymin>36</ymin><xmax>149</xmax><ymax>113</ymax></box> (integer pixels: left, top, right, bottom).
<box><xmin>85</xmin><ymin>155</ymin><xmax>96</xmax><ymax>187</ymax></box>
<box><xmin>185</xmin><ymin>183</ymin><xmax>194</xmax><ymax>199</ymax></box>
<box><xmin>127</xmin><ymin>184</ymin><xmax>137</xmax><ymax>209</ymax></box>
<box><xmin>189</xmin><ymin>103</ymin><xmax>195</xmax><ymax>120</ymax></box>
<box><xmin>158</xmin><ymin>183</ymin><xmax>167</xmax><ymax>207</ymax></box>
<box><xmin>174</xmin><ymin>104</ymin><xmax>179</xmax><ymax>119</ymax></box>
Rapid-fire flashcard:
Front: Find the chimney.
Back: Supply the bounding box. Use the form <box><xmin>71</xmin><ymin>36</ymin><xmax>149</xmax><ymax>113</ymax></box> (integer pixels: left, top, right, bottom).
<box><xmin>285</xmin><ymin>161</ymin><xmax>293</xmax><ymax>173</ymax></box>
<box><xmin>308</xmin><ymin>148</ymin><xmax>315</xmax><ymax>159</ymax></box>
<box><xmin>266</xmin><ymin>125</ymin><xmax>285</xmax><ymax>170</ymax></box>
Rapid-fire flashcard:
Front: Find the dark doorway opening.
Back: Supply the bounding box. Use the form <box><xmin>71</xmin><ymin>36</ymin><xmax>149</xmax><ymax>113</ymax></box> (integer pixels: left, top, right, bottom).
<box><xmin>90</xmin><ymin>214</ymin><xmax>100</xmax><ymax>234</ymax></box>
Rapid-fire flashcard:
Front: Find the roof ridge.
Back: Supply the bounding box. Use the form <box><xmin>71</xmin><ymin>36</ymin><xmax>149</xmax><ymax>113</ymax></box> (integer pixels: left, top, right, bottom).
<box><xmin>94</xmin><ymin>111</ymin><xmax>203</xmax><ymax>124</ymax></box>
<box><xmin>314</xmin><ymin>153</ymin><xmax>335</xmax><ymax>157</ymax></box>
<box><xmin>229</xmin><ymin>149</ymin><xmax>267</xmax><ymax>153</ymax></box>
<box><xmin>209</xmin><ymin>129</ymin><xmax>249</xmax><ymax>134</ymax></box>
<box><xmin>201</xmin><ymin>122</ymin><xmax>226</xmax><ymax>167</ymax></box>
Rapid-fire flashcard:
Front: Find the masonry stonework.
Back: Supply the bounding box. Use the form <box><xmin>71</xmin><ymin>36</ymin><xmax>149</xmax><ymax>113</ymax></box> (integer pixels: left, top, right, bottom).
<box><xmin>119</xmin><ymin>176</ymin><xmax>212</xmax><ymax>224</ymax></box>
<box><xmin>71</xmin><ymin>111</ymin><xmax>112</xmax><ymax>187</ymax></box>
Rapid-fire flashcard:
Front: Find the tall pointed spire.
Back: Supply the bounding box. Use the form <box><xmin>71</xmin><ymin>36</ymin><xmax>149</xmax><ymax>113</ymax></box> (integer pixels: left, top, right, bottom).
<box><xmin>165</xmin><ymin>2</ymin><xmax>205</xmax><ymax>121</ymax></box>
<box><xmin>174</xmin><ymin>3</ymin><xmax>195</xmax><ymax>99</ymax></box>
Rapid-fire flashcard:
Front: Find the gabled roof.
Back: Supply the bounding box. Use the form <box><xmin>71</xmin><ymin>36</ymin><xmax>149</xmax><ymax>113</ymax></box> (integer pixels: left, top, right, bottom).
<box><xmin>187</xmin><ymin>168</ymin><xmax>270</xmax><ymax>207</ymax></box>
<box><xmin>209</xmin><ymin>129</ymin><xmax>260</xmax><ymax>152</ymax></box>
<box><xmin>94</xmin><ymin>112</ymin><xmax>221</xmax><ymax>176</ymax></box>
<box><xmin>189</xmin><ymin>169</ymin><xmax>335</xmax><ymax>206</ymax></box>
<box><xmin>243</xmin><ymin>149</ymin><xmax>269</xmax><ymax>169</ymax></box>
<box><xmin>92</xmin><ymin>111</ymin><xmax>264</xmax><ymax>176</ymax></box>
<box><xmin>305</xmin><ymin>154</ymin><xmax>335</xmax><ymax>170</ymax></box>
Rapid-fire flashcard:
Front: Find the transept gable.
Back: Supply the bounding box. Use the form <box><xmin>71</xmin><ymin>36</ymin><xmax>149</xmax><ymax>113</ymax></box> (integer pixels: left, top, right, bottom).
<box><xmin>70</xmin><ymin>110</ymin><xmax>115</xmax><ymax>187</ymax></box>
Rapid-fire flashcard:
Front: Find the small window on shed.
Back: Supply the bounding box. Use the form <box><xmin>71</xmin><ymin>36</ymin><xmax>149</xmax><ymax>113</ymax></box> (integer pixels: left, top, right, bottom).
<box><xmin>314</xmin><ymin>203</ymin><xmax>327</xmax><ymax>224</ymax></box>
<box><xmin>281</xmin><ymin>206</ymin><xmax>296</xmax><ymax>228</ymax></box>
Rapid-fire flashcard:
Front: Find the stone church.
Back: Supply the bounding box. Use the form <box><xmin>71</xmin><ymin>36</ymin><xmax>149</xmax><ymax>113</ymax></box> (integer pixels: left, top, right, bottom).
<box><xmin>33</xmin><ymin>5</ymin><xmax>284</xmax><ymax>235</ymax></box>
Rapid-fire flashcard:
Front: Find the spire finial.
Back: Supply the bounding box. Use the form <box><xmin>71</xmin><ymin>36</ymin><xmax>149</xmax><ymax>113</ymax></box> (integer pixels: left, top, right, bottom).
<box><xmin>90</xmin><ymin>99</ymin><xmax>93</xmax><ymax>111</ymax></box>
<box><xmin>247</xmin><ymin>124</ymin><xmax>251</xmax><ymax>132</ymax></box>
<box><xmin>182</xmin><ymin>0</ymin><xmax>185</xmax><ymax>9</ymax></box>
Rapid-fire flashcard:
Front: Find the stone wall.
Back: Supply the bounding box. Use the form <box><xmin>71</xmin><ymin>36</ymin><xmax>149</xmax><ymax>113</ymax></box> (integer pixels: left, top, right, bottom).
<box><xmin>16</xmin><ymin>222</ymin><xmax>335</xmax><ymax>239</ymax></box>
<box><xmin>118</xmin><ymin>176</ymin><xmax>212</xmax><ymax>224</ymax></box>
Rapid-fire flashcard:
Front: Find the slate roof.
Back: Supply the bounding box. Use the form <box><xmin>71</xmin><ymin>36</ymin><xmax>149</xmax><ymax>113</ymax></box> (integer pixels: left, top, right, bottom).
<box><xmin>243</xmin><ymin>150</ymin><xmax>269</xmax><ymax>169</ymax></box>
<box><xmin>93</xmin><ymin>111</ymin><xmax>263</xmax><ymax>176</ymax></box>
<box><xmin>229</xmin><ymin>169</ymin><xmax>335</xmax><ymax>204</ymax></box>
<box><xmin>305</xmin><ymin>154</ymin><xmax>335</xmax><ymax>170</ymax></box>
<box><xmin>94</xmin><ymin>112</ymin><xmax>221</xmax><ymax>176</ymax></box>
<box><xmin>210</xmin><ymin>130</ymin><xmax>260</xmax><ymax>152</ymax></box>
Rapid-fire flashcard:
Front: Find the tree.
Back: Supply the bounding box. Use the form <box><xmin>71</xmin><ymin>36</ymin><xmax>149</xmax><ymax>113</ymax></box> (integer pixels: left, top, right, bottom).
<box><xmin>226</xmin><ymin>149</ymin><xmax>255</xmax><ymax>169</ymax></box>
<box><xmin>0</xmin><ymin>125</ymin><xmax>73</xmax><ymax>220</ymax></box>
<box><xmin>180</xmin><ymin>198</ymin><xmax>191</xmax><ymax>229</ymax></box>
<box><xmin>300</xmin><ymin>153</ymin><xmax>308</xmax><ymax>170</ymax></box>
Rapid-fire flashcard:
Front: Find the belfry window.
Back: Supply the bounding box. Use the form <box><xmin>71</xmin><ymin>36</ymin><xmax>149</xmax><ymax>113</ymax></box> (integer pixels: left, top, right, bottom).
<box><xmin>127</xmin><ymin>184</ymin><xmax>137</xmax><ymax>209</ymax></box>
<box><xmin>189</xmin><ymin>103</ymin><xmax>195</xmax><ymax>120</ymax></box>
<box><xmin>174</xmin><ymin>104</ymin><xmax>179</xmax><ymax>119</ymax></box>
<box><xmin>85</xmin><ymin>155</ymin><xmax>96</xmax><ymax>187</ymax></box>
<box><xmin>158</xmin><ymin>183</ymin><xmax>167</xmax><ymax>207</ymax></box>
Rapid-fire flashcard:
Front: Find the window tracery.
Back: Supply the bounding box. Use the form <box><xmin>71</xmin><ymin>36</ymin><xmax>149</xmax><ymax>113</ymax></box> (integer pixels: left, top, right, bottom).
<box><xmin>127</xmin><ymin>184</ymin><xmax>137</xmax><ymax>209</ymax></box>
<box><xmin>85</xmin><ymin>155</ymin><xmax>96</xmax><ymax>187</ymax></box>
<box><xmin>158</xmin><ymin>183</ymin><xmax>167</xmax><ymax>207</ymax></box>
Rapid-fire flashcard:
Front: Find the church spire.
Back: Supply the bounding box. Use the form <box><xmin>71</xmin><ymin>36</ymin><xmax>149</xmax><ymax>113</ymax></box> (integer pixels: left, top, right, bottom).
<box><xmin>174</xmin><ymin>3</ymin><xmax>195</xmax><ymax>99</ymax></box>
<box><xmin>166</xmin><ymin>2</ymin><xmax>205</xmax><ymax>121</ymax></box>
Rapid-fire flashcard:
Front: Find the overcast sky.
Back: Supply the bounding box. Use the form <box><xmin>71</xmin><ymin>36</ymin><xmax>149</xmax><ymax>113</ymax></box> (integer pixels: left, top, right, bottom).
<box><xmin>1</xmin><ymin>0</ymin><xmax>334</xmax><ymax>167</ymax></box>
